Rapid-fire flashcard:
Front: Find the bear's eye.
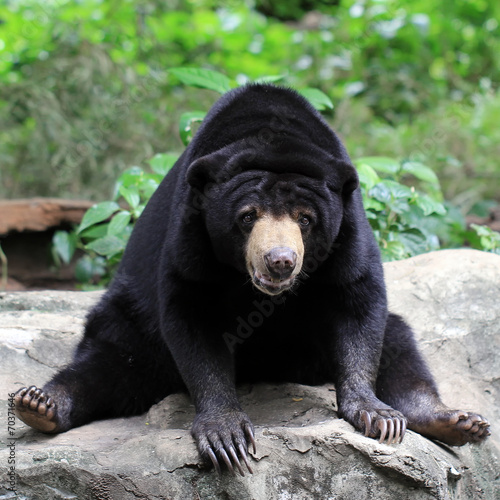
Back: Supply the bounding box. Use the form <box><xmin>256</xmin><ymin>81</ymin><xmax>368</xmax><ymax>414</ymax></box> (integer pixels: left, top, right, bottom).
<box><xmin>241</xmin><ymin>211</ymin><xmax>256</xmax><ymax>224</ymax></box>
<box><xmin>299</xmin><ymin>214</ymin><xmax>311</xmax><ymax>226</ymax></box>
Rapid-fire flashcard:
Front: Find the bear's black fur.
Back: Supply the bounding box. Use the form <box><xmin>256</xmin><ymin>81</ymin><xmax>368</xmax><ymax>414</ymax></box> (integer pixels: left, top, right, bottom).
<box><xmin>15</xmin><ymin>84</ymin><xmax>490</xmax><ymax>474</ymax></box>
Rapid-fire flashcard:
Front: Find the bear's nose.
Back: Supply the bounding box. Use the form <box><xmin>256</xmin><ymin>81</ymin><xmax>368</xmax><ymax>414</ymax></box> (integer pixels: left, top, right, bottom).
<box><xmin>264</xmin><ymin>247</ymin><xmax>297</xmax><ymax>279</ymax></box>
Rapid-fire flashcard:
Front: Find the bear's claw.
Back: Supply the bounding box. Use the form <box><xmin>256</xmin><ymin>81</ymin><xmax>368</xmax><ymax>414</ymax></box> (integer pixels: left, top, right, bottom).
<box><xmin>361</xmin><ymin>409</ymin><xmax>407</xmax><ymax>445</ymax></box>
<box><xmin>207</xmin><ymin>448</ymin><xmax>221</xmax><ymax>475</ymax></box>
<box><xmin>192</xmin><ymin>410</ymin><xmax>255</xmax><ymax>476</ymax></box>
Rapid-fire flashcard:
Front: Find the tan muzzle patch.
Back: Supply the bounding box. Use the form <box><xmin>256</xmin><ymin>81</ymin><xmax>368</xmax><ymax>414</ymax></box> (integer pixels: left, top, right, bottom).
<box><xmin>245</xmin><ymin>214</ymin><xmax>304</xmax><ymax>295</ymax></box>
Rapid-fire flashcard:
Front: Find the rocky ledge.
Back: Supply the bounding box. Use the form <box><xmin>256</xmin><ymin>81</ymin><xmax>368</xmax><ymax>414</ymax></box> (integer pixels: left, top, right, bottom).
<box><xmin>0</xmin><ymin>249</ymin><xmax>499</xmax><ymax>499</ymax></box>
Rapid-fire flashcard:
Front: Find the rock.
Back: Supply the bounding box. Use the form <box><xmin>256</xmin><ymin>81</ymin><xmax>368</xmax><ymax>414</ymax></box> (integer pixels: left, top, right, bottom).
<box><xmin>0</xmin><ymin>198</ymin><xmax>93</xmax><ymax>291</ymax></box>
<box><xmin>0</xmin><ymin>249</ymin><xmax>499</xmax><ymax>499</ymax></box>
<box><xmin>0</xmin><ymin>198</ymin><xmax>93</xmax><ymax>235</ymax></box>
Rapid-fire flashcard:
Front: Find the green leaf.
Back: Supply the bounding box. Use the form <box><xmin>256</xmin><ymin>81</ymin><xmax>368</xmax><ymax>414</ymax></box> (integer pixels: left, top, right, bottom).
<box><xmin>75</xmin><ymin>255</ymin><xmax>106</xmax><ymax>284</ymax></box>
<box><xmin>52</xmin><ymin>230</ymin><xmax>76</xmax><ymax>264</ymax></box>
<box><xmin>470</xmin><ymin>223</ymin><xmax>493</xmax><ymax>237</ymax></box>
<box><xmin>179</xmin><ymin>111</ymin><xmax>206</xmax><ymax>146</ymax></box>
<box><xmin>139</xmin><ymin>178</ymin><xmax>160</xmax><ymax>199</ymax></box>
<box><xmin>113</xmin><ymin>167</ymin><xmax>144</xmax><ymax>199</ymax></box>
<box><xmin>148</xmin><ymin>153</ymin><xmax>178</xmax><ymax>176</ymax></box>
<box><xmin>415</xmin><ymin>194</ymin><xmax>447</xmax><ymax>216</ymax></box>
<box><xmin>388</xmin><ymin>198</ymin><xmax>411</xmax><ymax>215</ymax></box>
<box><xmin>169</xmin><ymin>67</ymin><xmax>231</xmax><ymax>94</ymax></box>
<box><xmin>397</xmin><ymin>229</ymin><xmax>429</xmax><ymax>256</ymax></box>
<box><xmin>107</xmin><ymin>211</ymin><xmax>131</xmax><ymax>236</ymax></box>
<box><xmin>363</xmin><ymin>198</ymin><xmax>385</xmax><ymax>211</ymax></box>
<box><xmin>365</xmin><ymin>210</ymin><xmax>379</xmax><ymax>220</ymax></box>
<box><xmin>370</xmin><ymin>180</ymin><xmax>413</xmax><ymax>203</ymax></box>
<box><xmin>119</xmin><ymin>186</ymin><xmax>140</xmax><ymax>209</ymax></box>
<box><xmin>85</xmin><ymin>235</ymin><xmax>126</xmax><ymax>257</ymax></box>
<box><xmin>381</xmin><ymin>180</ymin><xmax>414</xmax><ymax>199</ymax></box>
<box><xmin>253</xmin><ymin>75</ymin><xmax>287</xmax><ymax>84</ymax></box>
<box><xmin>355</xmin><ymin>162</ymin><xmax>380</xmax><ymax>190</ymax></box>
<box><xmin>78</xmin><ymin>202</ymin><xmax>120</xmax><ymax>234</ymax></box>
<box><xmin>75</xmin><ymin>256</ymin><xmax>93</xmax><ymax>283</ymax></box>
<box><xmin>470</xmin><ymin>224</ymin><xmax>500</xmax><ymax>252</ymax></box>
<box><xmin>133</xmin><ymin>204</ymin><xmax>146</xmax><ymax>219</ymax></box>
<box><xmin>401</xmin><ymin>161</ymin><xmax>439</xmax><ymax>184</ymax></box>
<box><xmin>297</xmin><ymin>88</ymin><xmax>334</xmax><ymax>110</ymax></box>
<box><xmin>380</xmin><ymin>240</ymin><xmax>407</xmax><ymax>262</ymax></box>
<box><xmin>369</xmin><ymin>182</ymin><xmax>392</xmax><ymax>203</ymax></box>
<box><xmin>356</xmin><ymin>157</ymin><xmax>400</xmax><ymax>175</ymax></box>
<box><xmin>80</xmin><ymin>224</ymin><xmax>108</xmax><ymax>241</ymax></box>
<box><xmin>120</xmin><ymin>166</ymin><xmax>144</xmax><ymax>187</ymax></box>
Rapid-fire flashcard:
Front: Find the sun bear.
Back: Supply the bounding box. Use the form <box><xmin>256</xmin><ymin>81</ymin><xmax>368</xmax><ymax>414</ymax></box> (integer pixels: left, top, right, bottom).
<box><xmin>15</xmin><ymin>84</ymin><xmax>490</xmax><ymax>476</ymax></box>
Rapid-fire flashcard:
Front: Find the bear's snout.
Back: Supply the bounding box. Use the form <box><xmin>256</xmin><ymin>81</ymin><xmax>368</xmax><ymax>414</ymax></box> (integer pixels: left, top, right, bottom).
<box><xmin>264</xmin><ymin>247</ymin><xmax>297</xmax><ymax>279</ymax></box>
<box><xmin>245</xmin><ymin>213</ymin><xmax>304</xmax><ymax>295</ymax></box>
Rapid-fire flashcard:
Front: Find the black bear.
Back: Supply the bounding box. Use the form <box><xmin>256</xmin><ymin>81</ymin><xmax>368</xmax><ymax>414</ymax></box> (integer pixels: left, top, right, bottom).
<box><xmin>15</xmin><ymin>84</ymin><xmax>490</xmax><ymax>476</ymax></box>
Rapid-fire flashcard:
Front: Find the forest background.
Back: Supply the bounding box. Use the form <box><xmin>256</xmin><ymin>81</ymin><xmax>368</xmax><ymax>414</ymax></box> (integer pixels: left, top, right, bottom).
<box><xmin>1</xmin><ymin>0</ymin><xmax>499</xmax><ymax>281</ymax></box>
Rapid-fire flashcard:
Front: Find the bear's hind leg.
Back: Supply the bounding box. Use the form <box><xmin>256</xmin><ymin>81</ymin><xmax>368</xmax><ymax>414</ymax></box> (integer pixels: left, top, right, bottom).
<box><xmin>376</xmin><ymin>314</ymin><xmax>490</xmax><ymax>446</ymax></box>
<box><xmin>15</xmin><ymin>337</ymin><xmax>135</xmax><ymax>433</ymax></box>
<box><xmin>15</xmin><ymin>329</ymin><xmax>180</xmax><ymax>434</ymax></box>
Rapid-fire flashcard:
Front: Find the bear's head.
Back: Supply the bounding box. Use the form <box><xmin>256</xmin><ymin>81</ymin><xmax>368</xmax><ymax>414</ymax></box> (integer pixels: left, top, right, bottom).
<box><xmin>186</xmin><ymin>139</ymin><xmax>358</xmax><ymax>295</ymax></box>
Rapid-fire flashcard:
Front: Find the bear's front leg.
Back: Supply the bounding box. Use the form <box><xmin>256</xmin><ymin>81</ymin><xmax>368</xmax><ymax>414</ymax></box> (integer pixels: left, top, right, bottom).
<box><xmin>331</xmin><ymin>303</ymin><xmax>407</xmax><ymax>445</ymax></box>
<box><xmin>160</xmin><ymin>297</ymin><xmax>255</xmax><ymax>474</ymax></box>
<box><xmin>184</xmin><ymin>353</ymin><xmax>256</xmax><ymax>475</ymax></box>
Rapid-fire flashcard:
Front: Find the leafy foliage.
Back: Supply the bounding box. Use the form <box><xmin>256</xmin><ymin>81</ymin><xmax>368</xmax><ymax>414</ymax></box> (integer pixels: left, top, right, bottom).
<box><xmin>170</xmin><ymin>67</ymin><xmax>232</xmax><ymax>94</ymax></box>
<box><xmin>53</xmin><ymin>153</ymin><xmax>177</xmax><ymax>285</ymax></box>
<box><xmin>469</xmin><ymin>224</ymin><xmax>500</xmax><ymax>255</ymax></box>
<box><xmin>179</xmin><ymin>111</ymin><xmax>207</xmax><ymax>145</ymax></box>
<box><xmin>356</xmin><ymin>158</ymin><xmax>445</xmax><ymax>261</ymax></box>
<box><xmin>2</xmin><ymin>0</ymin><xmax>500</xmax><ymax>201</ymax></box>
<box><xmin>1</xmin><ymin>1</ymin><xmax>498</xmax><ymax>283</ymax></box>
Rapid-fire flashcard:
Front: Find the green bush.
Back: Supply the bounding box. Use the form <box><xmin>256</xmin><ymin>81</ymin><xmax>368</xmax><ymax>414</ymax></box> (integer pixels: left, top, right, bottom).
<box><xmin>355</xmin><ymin>157</ymin><xmax>445</xmax><ymax>261</ymax></box>
<box><xmin>52</xmin><ymin>153</ymin><xmax>178</xmax><ymax>285</ymax></box>
<box><xmin>335</xmin><ymin>89</ymin><xmax>500</xmax><ymax>202</ymax></box>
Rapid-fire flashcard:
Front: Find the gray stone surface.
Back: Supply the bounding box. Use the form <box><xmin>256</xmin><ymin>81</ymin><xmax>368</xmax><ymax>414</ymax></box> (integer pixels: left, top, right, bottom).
<box><xmin>0</xmin><ymin>249</ymin><xmax>499</xmax><ymax>499</ymax></box>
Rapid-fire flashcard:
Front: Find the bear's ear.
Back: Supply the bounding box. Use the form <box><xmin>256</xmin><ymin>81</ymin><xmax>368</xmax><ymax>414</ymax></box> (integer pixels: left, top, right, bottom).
<box><xmin>342</xmin><ymin>163</ymin><xmax>359</xmax><ymax>196</ymax></box>
<box><xmin>186</xmin><ymin>145</ymin><xmax>240</xmax><ymax>189</ymax></box>
<box><xmin>186</xmin><ymin>153</ymin><xmax>220</xmax><ymax>190</ymax></box>
<box><xmin>327</xmin><ymin>161</ymin><xmax>359</xmax><ymax>196</ymax></box>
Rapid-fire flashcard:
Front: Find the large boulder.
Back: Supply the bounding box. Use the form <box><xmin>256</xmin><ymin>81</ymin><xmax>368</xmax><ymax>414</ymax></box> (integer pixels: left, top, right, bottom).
<box><xmin>0</xmin><ymin>249</ymin><xmax>498</xmax><ymax>499</ymax></box>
